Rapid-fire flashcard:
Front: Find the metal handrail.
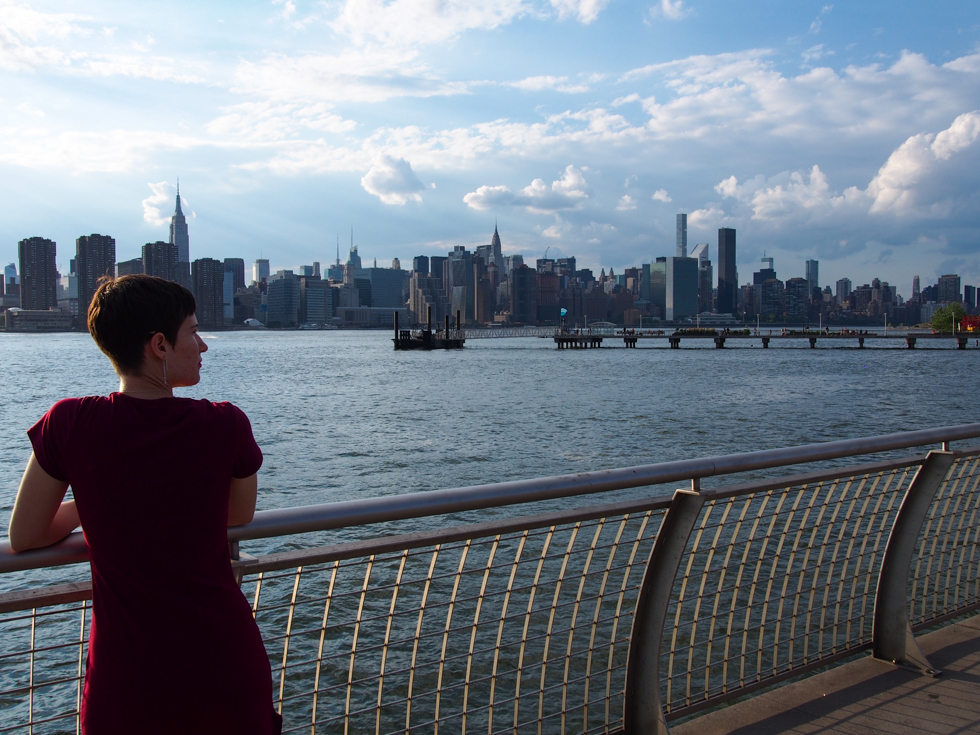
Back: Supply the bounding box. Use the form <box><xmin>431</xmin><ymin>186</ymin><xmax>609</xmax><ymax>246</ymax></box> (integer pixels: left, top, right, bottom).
<box><xmin>2</xmin><ymin>423</ymin><xmax>979</xmax><ymax>575</ymax></box>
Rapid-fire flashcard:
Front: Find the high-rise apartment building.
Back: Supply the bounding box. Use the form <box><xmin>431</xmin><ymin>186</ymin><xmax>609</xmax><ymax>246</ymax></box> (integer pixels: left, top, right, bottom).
<box><xmin>650</xmin><ymin>258</ymin><xmax>667</xmax><ymax>317</ymax></box>
<box><xmin>143</xmin><ymin>241</ymin><xmax>179</xmax><ymax>282</ymax></box>
<box><xmin>116</xmin><ymin>258</ymin><xmax>143</xmax><ymax>277</ymax></box>
<box><xmin>836</xmin><ymin>278</ymin><xmax>852</xmax><ymax>306</ymax></box>
<box><xmin>253</xmin><ymin>259</ymin><xmax>270</xmax><ymax>286</ymax></box>
<box><xmin>192</xmin><ymin>258</ymin><xmax>224</xmax><ymax>329</ymax></box>
<box><xmin>18</xmin><ymin>237</ymin><xmax>58</xmax><ymax>310</ymax></box>
<box><xmin>785</xmin><ymin>278</ymin><xmax>809</xmax><ymax>320</ymax></box>
<box><xmin>676</xmin><ymin>213</ymin><xmax>687</xmax><ymax>258</ymax></box>
<box><xmin>938</xmin><ymin>274</ymin><xmax>961</xmax><ymax>303</ymax></box>
<box><xmin>266</xmin><ymin>270</ymin><xmax>300</xmax><ymax>327</ymax></box>
<box><xmin>717</xmin><ymin>228</ymin><xmax>736</xmax><ymax>315</ymax></box>
<box><xmin>224</xmin><ymin>258</ymin><xmax>246</xmax><ymax>293</ymax></box>
<box><xmin>805</xmin><ymin>259</ymin><xmax>819</xmax><ymax>299</ymax></box>
<box><xmin>665</xmin><ymin>256</ymin><xmax>698</xmax><ymax>321</ymax></box>
<box><xmin>76</xmin><ymin>234</ymin><xmax>116</xmax><ymax>326</ymax></box>
<box><xmin>170</xmin><ymin>184</ymin><xmax>189</xmax><ymax>263</ymax></box>
<box><xmin>912</xmin><ymin>276</ymin><xmax>920</xmax><ymax>300</ymax></box>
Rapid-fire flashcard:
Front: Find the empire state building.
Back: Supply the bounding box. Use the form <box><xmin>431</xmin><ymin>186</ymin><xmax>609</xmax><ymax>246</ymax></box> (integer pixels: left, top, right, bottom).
<box><xmin>170</xmin><ymin>184</ymin><xmax>189</xmax><ymax>263</ymax></box>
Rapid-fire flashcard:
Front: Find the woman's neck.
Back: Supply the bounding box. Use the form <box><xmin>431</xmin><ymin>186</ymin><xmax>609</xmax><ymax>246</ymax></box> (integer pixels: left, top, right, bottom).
<box><xmin>118</xmin><ymin>373</ymin><xmax>173</xmax><ymax>400</ymax></box>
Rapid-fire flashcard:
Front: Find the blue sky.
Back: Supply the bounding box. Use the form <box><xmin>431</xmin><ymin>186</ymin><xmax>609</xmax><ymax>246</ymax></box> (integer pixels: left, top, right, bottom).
<box><xmin>2</xmin><ymin>0</ymin><xmax>979</xmax><ymax>295</ymax></box>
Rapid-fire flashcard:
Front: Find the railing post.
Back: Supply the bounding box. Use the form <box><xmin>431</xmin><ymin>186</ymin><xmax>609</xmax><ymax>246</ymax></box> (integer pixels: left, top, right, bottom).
<box><xmin>624</xmin><ymin>489</ymin><xmax>705</xmax><ymax>735</ymax></box>
<box><xmin>872</xmin><ymin>450</ymin><xmax>954</xmax><ymax>675</ymax></box>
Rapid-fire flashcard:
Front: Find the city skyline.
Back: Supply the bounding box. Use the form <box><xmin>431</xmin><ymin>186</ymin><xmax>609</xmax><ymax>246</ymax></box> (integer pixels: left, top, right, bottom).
<box><xmin>1</xmin><ymin>1</ymin><xmax>979</xmax><ymax>289</ymax></box>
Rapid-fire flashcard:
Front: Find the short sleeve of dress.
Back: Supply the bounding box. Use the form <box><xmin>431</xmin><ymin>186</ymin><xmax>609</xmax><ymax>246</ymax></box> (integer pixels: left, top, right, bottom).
<box><xmin>26</xmin><ymin>399</ymin><xmax>79</xmax><ymax>482</ymax></box>
<box><xmin>231</xmin><ymin>405</ymin><xmax>263</xmax><ymax>479</ymax></box>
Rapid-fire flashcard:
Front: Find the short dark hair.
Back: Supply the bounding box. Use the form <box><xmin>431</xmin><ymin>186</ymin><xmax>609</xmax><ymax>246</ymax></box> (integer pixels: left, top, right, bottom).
<box><xmin>88</xmin><ymin>275</ymin><xmax>196</xmax><ymax>375</ymax></box>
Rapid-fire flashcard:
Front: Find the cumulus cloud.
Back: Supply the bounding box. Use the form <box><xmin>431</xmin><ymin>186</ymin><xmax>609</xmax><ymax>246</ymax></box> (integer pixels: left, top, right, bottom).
<box><xmin>652</xmin><ymin>188</ymin><xmax>672</xmax><ymax>202</ymax></box>
<box><xmin>707</xmin><ymin>111</ymin><xmax>980</xmax><ymax>228</ymax></box>
<box><xmin>360</xmin><ymin>154</ymin><xmax>426</xmax><ymax>205</ymax></box>
<box><xmin>550</xmin><ymin>0</ymin><xmax>613</xmax><ymax>24</ymax></box>
<box><xmin>650</xmin><ymin>0</ymin><xmax>690</xmax><ymax>21</ymax></box>
<box><xmin>616</xmin><ymin>195</ymin><xmax>637</xmax><ymax>210</ymax></box>
<box><xmin>464</xmin><ymin>165</ymin><xmax>591</xmax><ymax>213</ymax></box>
<box><xmin>142</xmin><ymin>181</ymin><xmax>174</xmax><ymax>226</ymax></box>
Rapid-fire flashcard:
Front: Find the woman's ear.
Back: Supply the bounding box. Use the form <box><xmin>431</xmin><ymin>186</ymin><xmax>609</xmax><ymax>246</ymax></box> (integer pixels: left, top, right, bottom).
<box><xmin>147</xmin><ymin>332</ymin><xmax>169</xmax><ymax>361</ymax></box>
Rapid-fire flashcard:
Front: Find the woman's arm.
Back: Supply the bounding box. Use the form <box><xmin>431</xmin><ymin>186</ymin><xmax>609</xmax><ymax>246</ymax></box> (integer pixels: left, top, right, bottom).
<box><xmin>8</xmin><ymin>453</ymin><xmax>79</xmax><ymax>552</ymax></box>
<box><xmin>228</xmin><ymin>473</ymin><xmax>258</xmax><ymax>527</ymax></box>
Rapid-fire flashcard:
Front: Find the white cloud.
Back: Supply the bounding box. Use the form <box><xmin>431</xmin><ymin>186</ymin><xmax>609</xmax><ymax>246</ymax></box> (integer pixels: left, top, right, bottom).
<box><xmin>16</xmin><ymin>102</ymin><xmax>44</xmax><ymax>117</ymax></box>
<box><xmin>142</xmin><ymin>181</ymin><xmax>174</xmax><ymax>226</ymax></box>
<box><xmin>652</xmin><ymin>188</ymin><xmax>672</xmax><ymax>202</ymax></box>
<box><xmin>650</xmin><ymin>0</ymin><xmax>690</xmax><ymax>21</ymax></box>
<box><xmin>707</xmin><ymin>111</ymin><xmax>980</xmax><ymax>227</ymax></box>
<box><xmin>809</xmin><ymin>5</ymin><xmax>832</xmax><ymax>34</ymax></box>
<box><xmin>206</xmin><ymin>101</ymin><xmax>356</xmax><ymax>142</ymax></box>
<box><xmin>612</xmin><ymin>93</ymin><xmax>640</xmax><ymax>106</ymax></box>
<box><xmin>330</xmin><ymin>0</ymin><xmax>530</xmax><ymax>47</ymax></box>
<box><xmin>233</xmin><ymin>49</ymin><xmax>467</xmax><ymax>103</ymax></box>
<box><xmin>464</xmin><ymin>165</ymin><xmax>591</xmax><ymax>213</ymax></box>
<box><xmin>802</xmin><ymin>44</ymin><xmax>832</xmax><ymax>63</ymax></box>
<box><xmin>507</xmin><ymin>75</ymin><xmax>590</xmax><ymax>93</ymax></box>
<box><xmin>360</xmin><ymin>154</ymin><xmax>426</xmax><ymax>205</ymax></box>
<box><xmin>616</xmin><ymin>194</ymin><xmax>637</xmax><ymax>210</ymax></box>
<box><xmin>549</xmin><ymin>0</ymin><xmax>612</xmax><ymax>24</ymax></box>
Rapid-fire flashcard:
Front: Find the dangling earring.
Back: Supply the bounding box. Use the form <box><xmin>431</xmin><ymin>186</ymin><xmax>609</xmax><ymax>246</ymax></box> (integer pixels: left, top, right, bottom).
<box><xmin>162</xmin><ymin>359</ymin><xmax>169</xmax><ymax>388</ymax></box>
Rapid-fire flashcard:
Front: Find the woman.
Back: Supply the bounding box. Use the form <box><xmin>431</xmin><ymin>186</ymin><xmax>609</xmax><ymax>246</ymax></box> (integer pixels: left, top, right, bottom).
<box><xmin>8</xmin><ymin>275</ymin><xmax>282</xmax><ymax>734</ymax></box>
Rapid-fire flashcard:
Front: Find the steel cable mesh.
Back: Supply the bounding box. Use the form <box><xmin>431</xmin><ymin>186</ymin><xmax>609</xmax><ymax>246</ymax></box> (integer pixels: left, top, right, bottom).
<box><xmin>0</xmin><ymin>601</ymin><xmax>89</xmax><ymax>734</ymax></box>
<box><xmin>661</xmin><ymin>467</ymin><xmax>914</xmax><ymax>715</ymax></box>
<box><xmin>242</xmin><ymin>510</ymin><xmax>665</xmax><ymax>735</ymax></box>
<box><xmin>909</xmin><ymin>452</ymin><xmax>980</xmax><ymax>627</ymax></box>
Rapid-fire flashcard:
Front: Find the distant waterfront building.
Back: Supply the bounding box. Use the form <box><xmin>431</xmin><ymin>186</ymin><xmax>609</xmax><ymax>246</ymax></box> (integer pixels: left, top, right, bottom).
<box><xmin>5</xmin><ymin>308</ymin><xmax>73</xmax><ymax>332</ymax></box>
<box><xmin>964</xmin><ymin>285</ymin><xmax>977</xmax><ymax>312</ymax></box>
<box><xmin>4</xmin><ymin>263</ymin><xmax>16</xmax><ymax>286</ymax></box>
<box><xmin>665</xmin><ymin>256</ymin><xmax>698</xmax><ymax>321</ymax></box>
<box><xmin>76</xmin><ymin>234</ymin><xmax>116</xmax><ymax>327</ymax></box>
<box><xmin>116</xmin><ymin>258</ymin><xmax>143</xmax><ymax>277</ymax></box>
<box><xmin>57</xmin><ymin>269</ymin><xmax>78</xmax><ymax>321</ymax></box>
<box><xmin>836</xmin><ymin>278</ymin><xmax>852</xmax><ymax>307</ymax></box>
<box><xmin>224</xmin><ymin>258</ymin><xmax>246</xmax><ymax>293</ymax></box>
<box><xmin>266</xmin><ymin>270</ymin><xmax>300</xmax><ymax>327</ymax></box>
<box><xmin>299</xmin><ymin>277</ymin><xmax>332</xmax><ymax>324</ymax></box>
<box><xmin>142</xmin><ymin>241</ymin><xmax>179</xmax><ymax>283</ymax></box>
<box><xmin>170</xmin><ymin>184</ymin><xmax>189</xmax><ymax>263</ymax></box>
<box><xmin>253</xmin><ymin>259</ymin><xmax>270</xmax><ymax>286</ymax></box>
<box><xmin>223</xmin><ymin>272</ymin><xmax>234</xmax><ymax>323</ymax></box>
<box><xmin>676</xmin><ymin>214</ymin><xmax>687</xmax><ymax>258</ymax></box>
<box><xmin>18</xmin><ymin>237</ymin><xmax>58</xmax><ymax>311</ymax></box>
<box><xmin>650</xmin><ymin>257</ymin><xmax>667</xmax><ymax>318</ymax></box>
<box><xmin>785</xmin><ymin>277</ymin><xmax>809</xmax><ymax>320</ymax></box>
<box><xmin>760</xmin><ymin>279</ymin><xmax>784</xmax><ymax>318</ymax></box>
<box><xmin>690</xmin><ymin>243</ymin><xmax>712</xmax><ymax>314</ymax></box>
<box><xmin>912</xmin><ymin>275</ymin><xmax>920</xmax><ymax>301</ymax></box>
<box><xmin>805</xmin><ymin>259</ymin><xmax>819</xmax><ymax>299</ymax></box>
<box><xmin>510</xmin><ymin>264</ymin><xmax>537</xmax><ymax>323</ymax></box>
<box><xmin>364</xmin><ymin>266</ymin><xmax>408</xmax><ymax>309</ymax></box>
<box><xmin>192</xmin><ymin>258</ymin><xmax>224</xmax><ymax>329</ymax></box>
<box><xmin>717</xmin><ymin>228</ymin><xmax>736</xmax><ymax>315</ymax></box>
<box><xmin>938</xmin><ymin>274</ymin><xmax>961</xmax><ymax>304</ymax></box>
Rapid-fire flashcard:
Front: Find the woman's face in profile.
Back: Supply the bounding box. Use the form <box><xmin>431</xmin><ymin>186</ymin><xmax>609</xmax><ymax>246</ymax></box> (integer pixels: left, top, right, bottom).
<box><xmin>168</xmin><ymin>314</ymin><xmax>208</xmax><ymax>387</ymax></box>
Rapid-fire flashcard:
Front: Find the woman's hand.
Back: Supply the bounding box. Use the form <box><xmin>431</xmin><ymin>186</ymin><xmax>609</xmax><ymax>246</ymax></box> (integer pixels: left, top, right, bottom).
<box><xmin>228</xmin><ymin>474</ymin><xmax>258</xmax><ymax>527</ymax></box>
<box><xmin>8</xmin><ymin>453</ymin><xmax>79</xmax><ymax>552</ymax></box>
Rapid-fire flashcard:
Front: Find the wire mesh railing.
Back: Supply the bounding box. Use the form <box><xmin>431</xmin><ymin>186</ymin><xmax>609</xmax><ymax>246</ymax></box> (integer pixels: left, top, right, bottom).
<box><xmin>2</xmin><ymin>426</ymin><xmax>980</xmax><ymax>734</ymax></box>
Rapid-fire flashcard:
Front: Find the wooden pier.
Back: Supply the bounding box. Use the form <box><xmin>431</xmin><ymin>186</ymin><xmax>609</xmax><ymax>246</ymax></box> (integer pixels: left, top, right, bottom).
<box><xmin>553</xmin><ymin>328</ymin><xmax>978</xmax><ymax>350</ymax></box>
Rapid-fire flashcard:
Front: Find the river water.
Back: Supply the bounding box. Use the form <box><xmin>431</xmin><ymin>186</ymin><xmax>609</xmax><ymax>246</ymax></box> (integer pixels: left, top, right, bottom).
<box><xmin>1</xmin><ymin>329</ymin><xmax>977</xmax><ymax>579</ymax></box>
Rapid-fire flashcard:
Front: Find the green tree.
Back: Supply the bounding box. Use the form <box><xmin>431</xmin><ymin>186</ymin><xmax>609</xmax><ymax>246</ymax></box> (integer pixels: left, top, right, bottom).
<box><xmin>931</xmin><ymin>302</ymin><xmax>966</xmax><ymax>332</ymax></box>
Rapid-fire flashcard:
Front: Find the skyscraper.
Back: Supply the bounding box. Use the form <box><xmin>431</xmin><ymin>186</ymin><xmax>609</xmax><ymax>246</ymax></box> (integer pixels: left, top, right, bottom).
<box><xmin>665</xmin><ymin>256</ymin><xmax>698</xmax><ymax>321</ymax></box>
<box><xmin>76</xmin><ymin>234</ymin><xmax>116</xmax><ymax>326</ymax></box>
<box><xmin>912</xmin><ymin>276</ymin><xmax>921</xmax><ymax>300</ymax></box>
<box><xmin>490</xmin><ymin>223</ymin><xmax>504</xmax><ymax>272</ymax></box>
<box><xmin>938</xmin><ymin>274</ymin><xmax>961</xmax><ymax>303</ymax></box>
<box><xmin>18</xmin><ymin>237</ymin><xmax>58</xmax><ymax>310</ymax></box>
<box><xmin>142</xmin><ymin>241</ymin><xmax>179</xmax><ymax>282</ymax></box>
<box><xmin>805</xmin><ymin>259</ymin><xmax>819</xmax><ymax>299</ymax></box>
<box><xmin>224</xmin><ymin>258</ymin><xmax>246</xmax><ymax>293</ymax></box>
<box><xmin>717</xmin><ymin>228</ymin><xmax>736</xmax><ymax>316</ymax></box>
<box><xmin>253</xmin><ymin>259</ymin><xmax>270</xmax><ymax>286</ymax></box>
<box><xmin>170</xmin><ymin>184</ymin><xmax>189</xmax><ymax>263</ymax></box>
<box><xmin>676</xmin><ymin>214</ymin><xmax>687</xmax><ymax>258</ymax></box>
<box><xmin>192</xmin><ymin>258</ymin><xmax>224</xmax><ymax>329</ymax></box>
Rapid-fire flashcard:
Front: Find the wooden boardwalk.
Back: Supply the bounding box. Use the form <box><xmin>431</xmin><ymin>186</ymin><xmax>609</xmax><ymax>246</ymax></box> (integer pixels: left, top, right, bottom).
<box><xmin>674</xmin><ymin>614</ymin><xmax>980</xmax><ymax>735</ymax></box>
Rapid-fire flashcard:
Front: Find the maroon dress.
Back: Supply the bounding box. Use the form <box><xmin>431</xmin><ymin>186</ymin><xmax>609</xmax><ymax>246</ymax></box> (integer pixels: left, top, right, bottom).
<box><xmin>28</xmin><ymin>393</ymin><xmax>282</xmax><ymax>734</ymax></box>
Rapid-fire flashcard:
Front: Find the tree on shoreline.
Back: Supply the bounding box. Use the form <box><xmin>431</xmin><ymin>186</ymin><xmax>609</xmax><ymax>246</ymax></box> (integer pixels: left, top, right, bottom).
<box><xmin>931</xmin><ymin>302</ymin><xmax>965</xmax><ymax>332</ymax></box>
